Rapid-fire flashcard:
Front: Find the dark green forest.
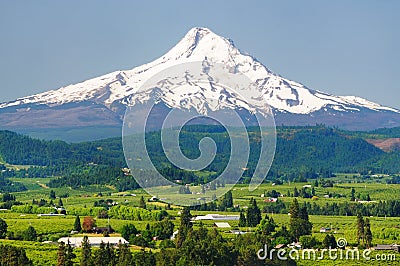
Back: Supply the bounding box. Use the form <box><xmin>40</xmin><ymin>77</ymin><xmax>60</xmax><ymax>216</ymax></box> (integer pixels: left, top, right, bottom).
<box><xmin>1</xmin><ymin>126</ymin><xmax>400</xmax><ymax>192</ymax></box>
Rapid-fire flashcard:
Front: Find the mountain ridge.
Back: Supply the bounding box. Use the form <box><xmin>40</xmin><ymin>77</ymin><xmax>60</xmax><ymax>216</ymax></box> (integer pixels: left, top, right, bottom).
<box><xmin>1</xmin><ymin>27</ymin><xmax>400</xmax><ymax>140</ymax></box>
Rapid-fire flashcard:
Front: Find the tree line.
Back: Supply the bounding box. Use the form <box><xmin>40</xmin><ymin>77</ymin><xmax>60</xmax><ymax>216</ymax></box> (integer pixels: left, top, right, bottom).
<box><xmin>2</xmin><ymin>125</ymin><xmax>400</xmax><ymax>191</ymax></box>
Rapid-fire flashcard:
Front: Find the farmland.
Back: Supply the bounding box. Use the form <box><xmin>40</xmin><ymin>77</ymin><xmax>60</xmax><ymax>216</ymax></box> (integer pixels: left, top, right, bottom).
<box><xmin>0</xmin><ymin>178</ymin><xmax>399</xmax><ymax>265</ymax></box>
<box><xmin>1</xmin><ymin>127</ymin><xmax>400</xmax><ymax>265</ymax></box>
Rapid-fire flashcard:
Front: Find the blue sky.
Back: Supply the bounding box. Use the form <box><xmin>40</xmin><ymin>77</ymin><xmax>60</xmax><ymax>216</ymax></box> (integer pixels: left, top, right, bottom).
<box><xmin>0</xmin><ymin>0</ymin><xmax>399</xmax><ymax>108</ymax></box>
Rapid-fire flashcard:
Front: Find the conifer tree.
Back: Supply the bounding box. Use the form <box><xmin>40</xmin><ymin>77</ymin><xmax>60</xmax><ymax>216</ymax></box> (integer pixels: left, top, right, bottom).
<box><xmin>289</xmin><ymin>198</ymin><xmax>299</xmax><ymax>218</ymax></box>
<box><xmin>80</xmin><ymin>236</ymin><xmax>93</xmax><ymax>266</ymax></box>
<box><xmin>176</xmin><ymin>207</ymin><xmax>192</xmax><ymax>248</ymax></box>
<box><xmin>23</xmin><ymin>225</ymin><xmax>37</xmax><ymax>241</ymax></box>
<box><xmin>65</xmin><ymin>241</ymin><xmax>75</xmax><ymax>266</ymax></box>
<box><xmin>58</xmin><ymin>197</ymin><xmax>64</xmax><ymax>207</ymax></box>
<box><xmin>238</xmin><ymin>212</ymin><xmax>246</xmax><ymax>227</ymax></box>
<box><xmin>117</xmin><ymin>243</ymin><xmax>133</xmax><ymax>266</ymax></box>
<box><xmin>350</xmin><ymin>188</ymin><xmax>356</xmax><ymax>201</ymax></box>
<box><xmin>289</xmin><ymin>199</ymin><xmax>312</xmax><ymax>241</ymax></box>
<box><xmin>293</xmin><ymin>187</ymin><xmax>299</xmax><ymax>197</ymax></box>
<box><xmin>105</xmin><ymin>243</ymin><xmax>116</xmax><ymax>266</ymax></box>
<box><xmin>93</xmin><ymin>242</ymin><xmax>108</xmax><ymax>266</ymax></box>
<box><xmin>57</xmin><ymin>242</ymin><xmax>67</xmax><ymax>266</ymax></box>
<box><xmin>139</xmin><ymin>196</ymin><xmax>146</xmax><ymax>209</ymax></box>
<box><xmin>357</xmin><ymin>213</ymin><xmax>365</xmax><ymax>246</ymax></box>
<box><xmin>365</xmin><ymin>218</ymin><xmax>373</xmax><ymax>248</ymax></box>
<box><xmin>246</xmin><ymin>198</ymin><xmax>261</xmax><ymax>227</ymax></box>
<box><xmin>74</xmin><ymin>215</ymin><xmax>82</xmax><ymax>232</ymax></box>
<box><xmin>0</xmin><ymin>218</ymin><xmax>7</xmax><ymax>239</ymax></box>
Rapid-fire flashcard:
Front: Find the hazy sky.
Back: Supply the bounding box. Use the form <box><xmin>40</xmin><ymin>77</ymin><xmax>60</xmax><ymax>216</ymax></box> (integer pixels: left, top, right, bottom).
<box><xmin>1</xmin><ymin>1</ymin><xmax>399</xmax><ymax>108</ymax></box>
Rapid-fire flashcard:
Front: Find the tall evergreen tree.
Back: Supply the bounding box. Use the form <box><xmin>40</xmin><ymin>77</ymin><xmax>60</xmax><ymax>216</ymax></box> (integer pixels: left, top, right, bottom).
<box><xmin>23</xmin><ymin>225</ymin><xmax>37</xmax><ymax>241</ymax></box>
<box><xmin>357</xmin><ymin>213</ymin><xmax>365</xmax><ymax>246</ymax></box>
<box><xmin>289</xmin><ymin>198</ymin><xmax>300</xmax><ymax>218</ymax></box>
<box><xmin>58</xmin><ymin>197</ymin><xmax>64</xmax><ymax>207</ymax></box>
<box><xmin>65</xmin><ymin>241</ymin><xmax>76</xmax><ymax>266</ymax></box>
<box><xmin>139</xmin><ymin>196</ymin><xmax>146</xmax><ymax>209</ymax></box>
<box><xmin>57</xmin><ymin>242</ymin><xmax>67</xmax><ymax>266</ymax></box>
<box><xmin>350</xmin><ymin>188</ymin><xmax>356</xmax><ymax>201</ymax></box>
<box><xmin>57</xmin><ymin>241</ymin><xmax>75</xmax><ymax>266</ymax></box>
<box><xmin>221</xmin><ymin>190</ymin><xmax>233</xmax><ymax>209</ymax></box>
<box><xmin>50</xmin><ymin>190</ymin><xmax>56</xmax><ymax>200</ymax></box>
<box><xmin>80</xmin><ymin>236</ymin><xmax>93</xmax><ymax>266</ymax></box>
<box><xmin>176</xmin><ymin>207</ymin><xmax>192</xmax><ymax>248</ymax></box>
<box><xmin>74</xmin><ymin>215</ymin><xmax>82</xmax><ymax>232</ymax></box>
<box><xmin>117</xmin><ymin>243</ymin><xmax>133</xmax><ymax>266</ymax></box>
<box><xmin>246</xmin><ymin>198</ymin><xmax>261</xmax><ymax>227</ymax></box>
<box><xmin>365</xmin><ymin>218</ymin><xmax>373</xmax><ymax>248</ymax></box>
<box><xmin>322</xmin><ymin>234</ymin><xmax>337</xmax><ymax>248</ymax></box>
<box><xmin>238</xmin><ymin>212</ymin><xmax>246</xmax><ymax>227</ymax></box>
<box><xmin>290</xmin><ymin>199</ymin><xmax>312</xmax><ymax>241</ymax></box>
<box><xmin>105</xmin><ymin>243</ymin><xmax>116</xmax><ymax>266</ymax></box>
<box><xmin>0</xmin><ymin>218</ymin><xmax>7</xmax><ymax>239</ymax></box>
<box><xmin>299</xmin><ymin>206</ymin><xmax>309</xmax><ymax>220</ymax></box>
<box><xmin>93</xmin><ymin>242</ymin><xmax>108</xmax><ymax>266</ymax></box>
<box><xmin>293</xmin><ymin>187</ymin><xmax>299</xmax><ymax>197</ymax></box>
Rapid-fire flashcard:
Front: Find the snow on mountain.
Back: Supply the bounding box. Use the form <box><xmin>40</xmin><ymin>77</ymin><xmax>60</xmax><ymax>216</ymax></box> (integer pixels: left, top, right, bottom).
<box><xmin>0</xmin><ymin>27</ymin><xmax>398</xmax><ymax>117</ymax></box>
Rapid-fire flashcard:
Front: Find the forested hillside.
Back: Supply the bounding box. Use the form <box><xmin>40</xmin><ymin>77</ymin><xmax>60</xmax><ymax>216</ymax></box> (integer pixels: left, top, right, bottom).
<box><xmin>1</xmin><ymin>126</ymin><xmax>400</xmax><ymax>191</ymax></box>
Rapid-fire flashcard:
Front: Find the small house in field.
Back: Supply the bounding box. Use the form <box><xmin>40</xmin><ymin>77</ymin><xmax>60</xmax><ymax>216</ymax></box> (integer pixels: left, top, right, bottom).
<box><xmin>149</xmin><ymin>196</ymin><xmax>159</xmax><ymax>202</ymax></box>
<box><xmin>230</xmin><ymin>230</ymin><xmax>246</xmax><ymax>235</ymax></box>
<box><xmin>37</xmin><ymin>213</ymin><xmax>65</xmax><ymax>217</ymax></box>
<box><xmin>92</xmin><ymin>226</ymin><xmax>115</xmax><ymax>234</ymax></box>
<box><xmin>58</xmin><ymin>237</ymin><xmax>128</xmax><ymax>248</ymax></box>
<box><xmin>319</xmin><ymin>227</ymin><xmax>332</xmax><ymax>233</ymax></box>
<box><xmin>374</xmin><ymin>244</ymin><xmax>400</xmax><ymax>252</ymax></box>
<box><xmin>264</xmin><ymin>198</ymin><xmax>278</xmax><ymax>203</ymax></box>
<box><xmin>213</xmin><ymin>222</ymin><xmax>231</xmax><ymax>228</ymax></box>
<box><xmin>194</xmin><ymin>214</ymin><xmax>239</xmax><ymax>221</ymax></box>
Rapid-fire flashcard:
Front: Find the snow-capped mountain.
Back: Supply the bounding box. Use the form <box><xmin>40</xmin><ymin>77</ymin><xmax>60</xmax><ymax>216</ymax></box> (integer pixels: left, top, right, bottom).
<box><xmin>1</xmin><ymin>27</ymin><xmax>399</xmax><ymax>141</ymax></box>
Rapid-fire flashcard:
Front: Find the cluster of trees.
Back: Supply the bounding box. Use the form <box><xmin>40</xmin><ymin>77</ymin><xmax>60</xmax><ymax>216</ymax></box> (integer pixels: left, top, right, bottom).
<box><xmin>357</xmin><ymin>213</ymin><xmax>373</xmax><ymax>248</ymax></box>
<box><xmin>57</xmin><ymin>237</ymin><xmax>154</xmax><ymax>266</ymax></box>
<box><xmin>48</xmin><ymin>165</ymin><xmax>139</xmax><ymax>191</ymax></box>
<box><xmin>120</xmin><ymin>219</ymin><xmax>174</xmax><ymax>248</ymax></box>
<box><xmin>0</xmin><ymin>131</ymin><xmax>125</xmax><ymax>167</ymax></box>
<box><xmin>289</xmin><ymin>199</ymin><xmax>312</xmax><ymax>241</ymax></box>
<box><xmin>260</xmin><ymin>198</ymin><xmax>400</xmax><ymax>218</ymax></box>
<box><xmin>0</xmin><ymin>244</ymin><xmax>32</xmax><ymax>265</ymax></box>
<box><xmin>0</xmin><ymin>171</ymin><xmax>26</xmax><ymax>192</ymax></box>
<box><xmin>299</xmin><ymin>234</ymin><xmax>338</xmax><ymax>249</ymax></box>
<box><xmin>303</xmin><ymin>200</ymin><xmax>400</xmax><ymax>217</ymax></box>
<box><xmin>0</xmin><ymin>192</ymin><xmax>22</xmax><ymax>209</ymax></box>
<box><xmin>238</xmin><ymin>198</ymin><xmax>262</xmax><ymax>227</ymax></box>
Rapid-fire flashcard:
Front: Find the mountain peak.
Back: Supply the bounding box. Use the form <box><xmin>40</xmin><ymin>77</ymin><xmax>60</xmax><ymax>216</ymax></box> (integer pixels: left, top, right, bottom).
<box><xmin>1</xmin><ymin>27</ymin><xmax>400</xmax><ymax>135</ymax></box>
<box><xmin>157</xmin><ymin>27</ymin><xmax>241</xmax><ymax>63</ymax></box>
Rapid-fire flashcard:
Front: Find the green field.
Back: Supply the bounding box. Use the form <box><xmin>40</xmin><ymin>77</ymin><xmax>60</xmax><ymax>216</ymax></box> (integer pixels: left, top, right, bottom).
<box><xmin>0</xmin><ymin>179</ymin><xmax>399</xmax><ymax>265</ymax></box>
